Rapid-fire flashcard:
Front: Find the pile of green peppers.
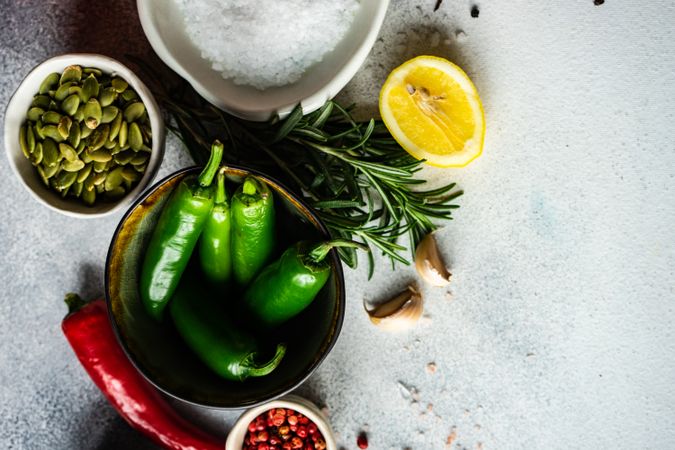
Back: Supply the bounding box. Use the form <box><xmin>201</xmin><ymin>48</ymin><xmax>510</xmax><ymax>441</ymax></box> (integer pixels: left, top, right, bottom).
<box><xmin>139</xmin><ymin>141</ymin><xmax>357</xmax><ymax>382</ymax></box>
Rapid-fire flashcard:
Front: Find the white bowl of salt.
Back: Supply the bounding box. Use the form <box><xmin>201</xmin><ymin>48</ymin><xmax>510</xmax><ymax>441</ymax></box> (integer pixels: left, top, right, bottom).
<box><xmin>138</xmin><ymin>0</ymin><xmax>389</xmax><ymax>121</ymax></box>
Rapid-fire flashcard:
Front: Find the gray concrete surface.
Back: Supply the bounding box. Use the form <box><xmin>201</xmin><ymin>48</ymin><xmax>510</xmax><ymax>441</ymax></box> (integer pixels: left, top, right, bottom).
<box><xmin>1</xmin><ymin>1</ymin><xmax>674</xmax><ymax>449</ymax></box>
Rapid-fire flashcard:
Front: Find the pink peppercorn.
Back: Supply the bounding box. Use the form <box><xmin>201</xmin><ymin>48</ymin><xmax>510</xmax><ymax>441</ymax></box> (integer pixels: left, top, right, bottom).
<box><xmin>291</xmin><ymin>437</ymin><xmax>303</xmax><ymax>449</ymax></box>
<box><xmin>296</xmin><ymin>426</ymin><xmax>307</xmax><ymax>438</ymax></box>
<box><xmin>258</xmin><ymin>431</ymin><xmax>269</xmax><ymax>442</ymax></box>
<box><xmin>307</xmin><ymin>423</ymin><xmax>317</xmax><ymax>435</ymax></box>
<box><xmin>288</xmin><ymin>415</ymin><xmax>298</xmax><ymax>425</ymax></box>
<box><xmin>357</xmin><ymin>433</ymin><xmax>368</xmax><ymax>449</ymax></box>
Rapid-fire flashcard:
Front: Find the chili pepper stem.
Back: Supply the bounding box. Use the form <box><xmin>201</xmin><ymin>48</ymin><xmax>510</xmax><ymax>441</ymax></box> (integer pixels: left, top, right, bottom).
<box><xmin>245</xmin><ymin>343</ymin><xmax>287</xmax><ymax>377</ymax></box>
<box><xmin>215</xmin><ymin>168</ymin><xmax>227</xmax><ymax>205</ymax></box>
<box><xmin>64</xmin><ymin>293</ymin><xmax>89</xmax><ymax>314</ymax></box>
<box><xmin>242</xmin><ymin>178</ymin><xmax>258</xmax><ymax>195</ymax></box>
<box><xmin>197</xmin><ymin>140</ymin><xmax>224</xmax><ymax>187</ymax></box>
<box><xmin>308</xmin><ymin>239</ymin><xmax>368</xmax><ymax>263</ymax></box>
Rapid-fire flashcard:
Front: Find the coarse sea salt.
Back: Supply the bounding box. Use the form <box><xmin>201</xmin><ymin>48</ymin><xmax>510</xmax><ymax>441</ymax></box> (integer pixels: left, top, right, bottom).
<box><xmin>175</xmin><ymin>0</ymin><xmax>360</xmax><ymax>90</ymax></box>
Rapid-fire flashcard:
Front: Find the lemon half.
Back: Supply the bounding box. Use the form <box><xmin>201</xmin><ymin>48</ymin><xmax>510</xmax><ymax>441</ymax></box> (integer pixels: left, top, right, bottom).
<box><xmin>379</xmin><ymin>56</ymin><xmax>485</xmax><ymax>168</ymax></box>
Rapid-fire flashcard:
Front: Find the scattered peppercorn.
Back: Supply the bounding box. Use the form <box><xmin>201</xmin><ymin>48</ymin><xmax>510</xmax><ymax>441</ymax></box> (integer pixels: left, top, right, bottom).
<box><xmin>594</xmin><ymin>0</ymin><xmax>604</xmax><ymax>4</ymax></box>
<box><xmin>470</xmin><ymin>5</ymin><xmax>480</xmax><ymax>17</ymax></box>
<box><xmin>434</xmin><ymin>0</ymin><xmax>443</xmax><ymax>11</ymax></box>
<box><xmin>244</xmin><ymin>408</ymin><xmax>326</xmax><ymax>450</ymax></box>
<box><xmin>357</xmin><ymin>432</ymin><xmax>369</xmax><ymax>449</ymax></box>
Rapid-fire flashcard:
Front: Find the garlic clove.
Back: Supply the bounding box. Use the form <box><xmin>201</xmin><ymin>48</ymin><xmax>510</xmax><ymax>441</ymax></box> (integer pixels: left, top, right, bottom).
<box><xmin>365</xmin><ymin>286</ymin><xmax>423</xmax><ymax>331</ymax></box>
<box><xmin>415</xmin><ymin>233</ymin><xmax>451</xmax><ymax>287</ymax></box>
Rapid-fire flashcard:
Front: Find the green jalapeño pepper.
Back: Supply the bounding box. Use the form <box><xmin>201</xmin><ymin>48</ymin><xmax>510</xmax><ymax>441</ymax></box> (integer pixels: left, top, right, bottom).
<box><xmin>140</xmin><ymin>141</ymin><xmax>224</xmax><ymax>321</ymax></box>
<box><xmin>170</xmin><ymin>274</ymin><xmax>286</xmax><ymax>382</ymax></box>
<box><xmin>231</xmin><ymin>176</ymin><xmax>275</xmax><ymax>286</ymax></box>
<box><xmin>198</xmin><ymin>169</ymin><xmax>232</xmax><ymax>287</ymax></box>
<box><xmin>243</xmin><ymin>240</ymin><xmax>364</xmax><ymax>328</ymax></box>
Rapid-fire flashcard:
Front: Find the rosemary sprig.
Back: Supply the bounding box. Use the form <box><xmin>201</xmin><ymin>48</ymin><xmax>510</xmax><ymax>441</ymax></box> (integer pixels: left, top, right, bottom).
<box><xmin>129</xmin><ymin>55</ymin><xmax>462</xmax><ymax>276</ymax></box>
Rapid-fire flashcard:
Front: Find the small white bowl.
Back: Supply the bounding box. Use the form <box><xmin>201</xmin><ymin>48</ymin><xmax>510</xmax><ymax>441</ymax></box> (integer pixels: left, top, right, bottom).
<box><xmin>226</xmin><ymin>395</ymin><xmax>336</xmax><ymax>450</ymax></box>
<box><xmin>137</xmin><ymin>0</ymin><xmax>390</xmax><ymax>121</ymax></box>
<box><xmin>4</xmin><ymin>54</ymin><xmax>165</xmax><ymax>218</ymax></box>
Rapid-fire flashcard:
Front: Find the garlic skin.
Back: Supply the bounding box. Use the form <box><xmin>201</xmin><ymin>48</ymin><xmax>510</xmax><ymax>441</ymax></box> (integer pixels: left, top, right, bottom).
<box><xmin>415</xmin><ymin>233</ymin><xmax>451</xmax><ymax>287</ymax></box>
<box><xmin>365</xmin><ymin>286</ymin><xmax>423</xmax><ymax>331</ymax></box>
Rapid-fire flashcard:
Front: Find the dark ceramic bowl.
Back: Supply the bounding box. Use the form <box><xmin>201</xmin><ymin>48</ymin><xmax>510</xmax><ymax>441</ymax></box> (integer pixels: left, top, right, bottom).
<box><xmin>105</xmin><ymin>166</ymin><xmax>344</xmax><ymax>409</ymax></box>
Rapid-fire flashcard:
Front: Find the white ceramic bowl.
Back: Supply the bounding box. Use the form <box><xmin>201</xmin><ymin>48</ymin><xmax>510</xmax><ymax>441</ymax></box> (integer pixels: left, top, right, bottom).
<box><xmin>137</xmin><ymin>0</ymin><xmax>390</xmax><ymax>121</ymax></box>
<box><xmin>4</xmin><ymin>54</ymin><xmax>165</xmax><ymax>218</ymax></box>
<box><xmin>226</xmin><ymin>395</ymin><xmax>336</xmax><ymax>450</ymax></box>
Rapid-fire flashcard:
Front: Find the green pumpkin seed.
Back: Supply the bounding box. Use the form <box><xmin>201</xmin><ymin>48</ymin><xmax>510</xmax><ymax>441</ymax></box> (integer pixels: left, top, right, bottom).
<box><xmin>109</xmin><ymin>111</ymin><xmax>123</xmax><ymax>141</ymax></box>
<box><xmin>76</xmin><ymin>140</ymin><xmax>86</xmax><ymax>154</ymax></box>
<box><xmin>123</xmin><ymin>178</ymin><xmax>133</xmax><ymax>190</ymax></box>
<box><xmin>140</xmin><ymin>124</ymin><xmax>152</xmax><ymax>141</ymax></box>
<box><xmin>30</xmin><ymin>142</ymin><xmax>43</xmax><ymax>165</ymax></box>
<box><xmin>118</xmin><ymin>121</ymin><xmax>128</xmax><ymax>147</ymax></box>
<box><xmin>93</xmin><ymin>172</ymin><xmax>106</xmax><ymax>186</ymax></box>
<box><xmin>68</xmin><ymin>86</ymin><xmax>84</xmax><ymax>101</ymax></box>
<box><xmin>59</xmin><ymin>65</ymin><xmax>82</xmax><ymax>85</ymax></box>
<box><xmin>111</xmin><ymin>77</ymin><xmax>128</xmax><ymax>93</ymax></box>
<box><xmin>54</xmin><ymin>82</ymin><xmax>74</xmax><ymax>101</ymax></box>
<box><xmin>121</xmin><ymin>166</ymin><xmax>140</xmax><ymax>182</ymax></box>
<box><xmin>96</xmin><ymin>183</ymin><xmax>105</xmax><ymax>194</ymax></box>
<box><xmin>67</xmin><ymin>122</ymin><xmax>81</xmax><ymax>148</ymax></box>
<box><xmin>62</xmin><ymin>158</ymin><xmax>85</xmax><ymax>172</ymax></box>
<box><xmin>59</xmin><ymin>143</ymin><xmax>78</xmax><ymax>162</ymax></box>
<box><xmin>104</xmin><ymin>186</ymin><xmax>126</xmax><ymax>200</ymax></box>
<box><xmin>43</xmin><ymin>161</ymin><xmax>60</xmax><ymax>178</ymax></box>
<box><xmin>82</xmin><ymin>74</ymin><xmax>99</xmax><ymax>102</ymax></box>
<box><xmin>83</xmin><ymin>98</ymin><xmax>102</xmax><ymax>129</ymax></box>
<box><xmin>104</xmin><ymin>167</ymin><xmax>124</xmax><ymax>191</ymax></box>
<box><xmin>103</xmin><ymin>138</ymin><xmax>116</xmax><ymax>150</ymax></box>
<box><xmin>42</xmin><ymin>139</ymin><xmax>59</xmax><ymax>167</ymax></box>
<box><xmin>82</xmin><ymin>187</ymin><xmax>95</xmax><ymax>205</ymax></box>
<box><xmin>128</xmin><ymin>122</ymin><xmax>143</xmax><ymax>151</ymax></box>
<box><xmin>54</xmin><ymin>170</ymin><xmax>77</xmax><ymax>190</ymax></box>
<box><xmin>113</xmin><ymin>150</ymin><xmax>134</xmax><ymax>165</ymax></box>
<box><xmin>81</xmin><ymin>149</ymin><xmax>93</xmax><ymax>164</ymax></box>
<box><xmin>57</xmin><ymin>116</ymin><xmax>72</xmax><ymax>140</ymax></box>
<box><xmin>83</xmin><ymin>170</ymin><xmax>96</xmax><ymax>191</ymax></box>
<box><xmin>61</xmin><ymin>94</ymin><xmax>80</xmax><ymax>116</ymax></box>
<box><xmin>83</xmin><ymin>67</ymin><xmax>102</xmax><ymax>77</ymax></box>
<box><xmin>101</xmin><ymin>105</ymin><xmax>119</xmax><ymax>124</ymax></box>
<box><xmin>133</xmin><ymin>163</ymin><xmax>147</xmax><ymax>173</ymax></box>
<box><xmin>89</xmin><ymin>149</ymin><xmax>112</xmax><ymax>163</ymax></box>
<box><xmin>121</xmin><ymin>89</ymin><xmax>138</xmax><ymax>102</ymax></box>
<box><xmin>26</xmin><ymin>125</ymin><xmax>36</xmax><ymax>154</ymax></box>
<box><xmin>39</xmin><ymin>73</ymin><xmax>60</xmax><ymax>95</ymax></box>
<box><xmin>80</xmin><ymin>123</ymin><xmax>93</xmax><ymax>139</ymax></box>
<box><xmin>110</xmin><ymin>143</ymin><xmax>122</xmax><ymax>155</ymax></box>
<box><xmin>71</xmin><ymin>181</ymin><xmax>84</xmax><ymax>197</ymax></box>
<box><xmin>72</xmin><ymin>104</ymin><xmax>84</xmax><ymax>122</ymax></box>
<box><xmin>88</xmin><ymin>124</ymin><xmax>110</xmax><ymax>151</ymax></box>
<box><xmin>42</xmin><ymin>110</ymin><xmax>62</xmax><ymax>124</ymax></box>
<box><xmin>27</xmin><ymin>107</ymin><xmax>44</xmax><ymax>122</ymax></box>
<box><xmin>32</xmin><ymin>95</ymin><xmax>51</xmax><ymax>109</ymax></box>
<box><xmin>19</xmin><ymin>126</ymin><xmax>29</xmax><ymax>158</ymax></box>
<box><xmin>48</xmin><ymin>99</ymin><xmax>59</xmax><ymax>111</ymax></box>
<box><xmin>36</xmin><ymin>165</ymin><xmax>50</xmax><ymax>186</ymax></box>
<box><xmin>93</xmin><ymin>161</ymin><xmax>108</xmax><ymax>173</ymax></box>
<box><xmin>77</xmin><ymin>163</ymin><xmax>93</xmax><ymax>183</ymax></box>
<box><xmin>34</xmin><ymin>122</ymin><xmax>45</xmax><ymax>140</ymax></box>
<box><xmin>130</xmin><ymin>152</ymin><xmax>148</xmax><ymax>166</ymax></box>
<box><xmin>98</xmin><ymin>87</ymin><xmax>117</xmax><ymax>107</ymax></box>
<box><xmin>123</xmin><ymin>102</ymin><xmax>145</xmax><ymax>123</ymax></box>
<box><xmin>41</xmin><ymin>125</ymin><xmax>64</xmax><ymax>142</ymax></box>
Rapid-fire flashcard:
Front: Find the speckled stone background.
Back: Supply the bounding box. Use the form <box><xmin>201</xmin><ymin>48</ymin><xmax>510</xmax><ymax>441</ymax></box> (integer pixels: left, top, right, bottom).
<box><xmin>1</xmin><ymin>1</ymin><xmax>674</xmax><ymax>449</ymax></box>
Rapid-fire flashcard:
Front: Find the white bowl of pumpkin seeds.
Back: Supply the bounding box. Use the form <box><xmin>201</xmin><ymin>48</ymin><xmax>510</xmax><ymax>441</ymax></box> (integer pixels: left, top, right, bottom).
<box><xmin>4</xmin><ymin>53</ymin><xmax>165</xmax><ymax>218</ymax></box>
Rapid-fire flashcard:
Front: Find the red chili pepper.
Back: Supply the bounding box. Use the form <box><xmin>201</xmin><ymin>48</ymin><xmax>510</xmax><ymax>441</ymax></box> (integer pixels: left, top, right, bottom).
<box><xmin>61</xmin><ymin>294</ymin><xmax>224</xmax><ymax>450</ymax></box>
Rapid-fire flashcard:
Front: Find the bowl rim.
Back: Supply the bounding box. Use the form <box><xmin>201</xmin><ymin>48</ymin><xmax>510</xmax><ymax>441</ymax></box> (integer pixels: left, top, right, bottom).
<box><xmin>104</xmin><ymin>165</ymin><xmax>346</xmax><ymax>409</ymax></box>
<box><xmin>224</xmin><ymin>394</ymin><xmax>337</xmax><ymax>450</ymax></box>
<box><xmin>136</xmin><ymin>0</ymin><xmax>391</xmax><ymax>121</ymax></box>
<box><xmin>3</xmin><ymin>53</ymin><xmax>165</xmax><ymax>218</ymax></box>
